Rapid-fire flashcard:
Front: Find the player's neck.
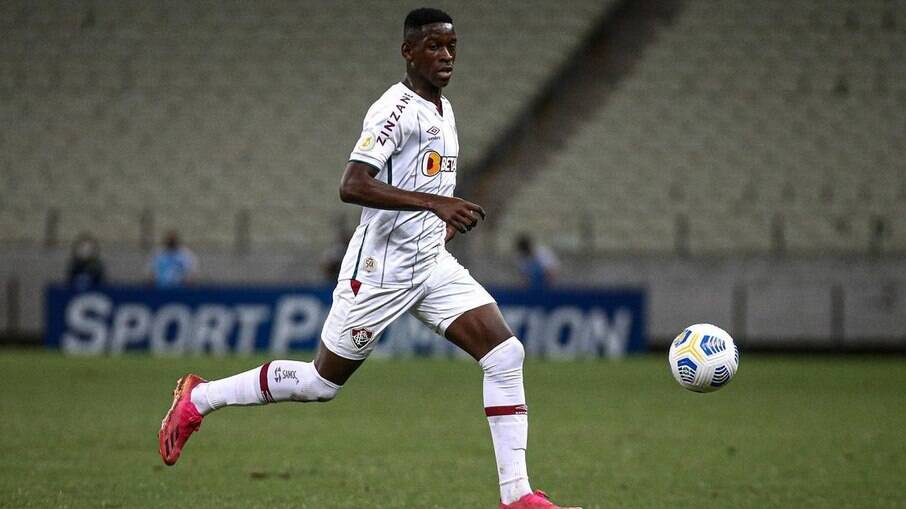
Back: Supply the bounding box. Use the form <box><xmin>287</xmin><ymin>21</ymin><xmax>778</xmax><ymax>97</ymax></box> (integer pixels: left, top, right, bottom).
<box><xmin>402</xmin><ymin>76</ymin><xmax>443</xmax><ymax>114</ymax></box>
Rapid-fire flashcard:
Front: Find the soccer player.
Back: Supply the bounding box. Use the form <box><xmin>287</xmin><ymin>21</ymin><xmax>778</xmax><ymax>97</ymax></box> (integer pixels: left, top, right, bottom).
<box><xmin>158</xmin><ymin>8</ymin><xmax>580</xmax><ymax>509</ymax></box>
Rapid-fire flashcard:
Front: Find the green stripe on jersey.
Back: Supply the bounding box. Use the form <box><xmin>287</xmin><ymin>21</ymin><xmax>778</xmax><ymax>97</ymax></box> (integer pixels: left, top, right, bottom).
<box><xmin>351</xmin><ymin>224</ymin><xmax>369</xmax><ymax>280</ymax></box>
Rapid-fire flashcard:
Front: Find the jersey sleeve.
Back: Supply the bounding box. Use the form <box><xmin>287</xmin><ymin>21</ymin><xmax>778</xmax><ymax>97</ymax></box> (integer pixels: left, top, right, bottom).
<box><xmin>349</xmin><ymin>97</ymin><xmax>412</xmax><ymax>171</ymax></box>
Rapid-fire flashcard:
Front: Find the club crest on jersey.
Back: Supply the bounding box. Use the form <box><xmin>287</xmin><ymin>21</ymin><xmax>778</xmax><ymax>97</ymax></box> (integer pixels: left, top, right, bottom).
<box><xmin>421</xmin><ymin>150</ymin><xmax>457</xmax><ymax>177</ymax></box>
<box><xmin>351</xmin><ymin>328</ymin><xmax>374</xmax><ymax>350</ymax></box>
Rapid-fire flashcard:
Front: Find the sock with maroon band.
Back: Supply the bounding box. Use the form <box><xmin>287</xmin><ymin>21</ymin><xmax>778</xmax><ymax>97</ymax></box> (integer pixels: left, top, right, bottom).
<box><xmin>190</xmin><ymin>365</ymin><xmax>261</xmax><ymax>415</ymax></box>
<box><xmin>190</xmin><ymin>361</ymin><xmax>340</xmax><ymax>416</ymax></box>
<box><xmin>480</xmin><ymin>337</ymin><xmax>532</xmax><ymax>505</ymax></box>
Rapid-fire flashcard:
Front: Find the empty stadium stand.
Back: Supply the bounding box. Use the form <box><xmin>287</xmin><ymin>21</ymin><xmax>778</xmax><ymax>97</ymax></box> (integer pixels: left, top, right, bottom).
<box><xmin>0</xmin><ymin>0</ymin><xmax>613</xmax><ymax>250</ymax></box>
<box><xmin>499</xmin><ymin>0</ymin><xmax>906</xmax><ymax>255</ymax></box>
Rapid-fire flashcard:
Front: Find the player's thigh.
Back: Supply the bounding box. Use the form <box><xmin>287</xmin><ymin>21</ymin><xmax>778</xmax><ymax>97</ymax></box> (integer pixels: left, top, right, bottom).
<box><xmin>411</xmin><ymin>261</ymin><xmax>510</xmax><ymax>360</ymax></box>
<box><xmin>319</xmin><ymin>280</ymin><xmax>421</xmax><ymax>379</ymax></box>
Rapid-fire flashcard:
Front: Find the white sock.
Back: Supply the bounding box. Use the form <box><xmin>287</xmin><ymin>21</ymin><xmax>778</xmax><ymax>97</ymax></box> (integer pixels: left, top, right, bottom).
<box><xmin>480</xmin><ymin>337</ymin><xmax>532</xmax><ymax>504</ymax></box>
<box><xmin>190</xmin><ymin>366</ymin><xmax>262</xmax><ymax>415</ymax></box>
<box><xmin>190</xmin><ymin>360</ymin><xmax>340</xmax><ymax>416</ymax></box>
<box><xmin>489</xmin><ymin>414</ymin><xmax>531</xmax><ymax>504</ymax></box>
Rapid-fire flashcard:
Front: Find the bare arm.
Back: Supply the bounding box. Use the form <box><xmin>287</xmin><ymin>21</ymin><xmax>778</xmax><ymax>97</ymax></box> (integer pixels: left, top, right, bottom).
<box><xmin>339</xmin><ymin>161</ymin><xmax>485</xmax><ymax>233</ymax></box>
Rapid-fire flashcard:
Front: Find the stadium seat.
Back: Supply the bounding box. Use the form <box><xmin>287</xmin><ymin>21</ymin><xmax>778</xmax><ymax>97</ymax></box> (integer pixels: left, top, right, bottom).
<box><xmin>499</xmin><ymin>0</ymin><xmax>906</xmax><ymax>255</ymax></box>
<box><xmin>0</xmin><ymin>0</ymin><xmax>616</xmax><ymax>250</ymax></box>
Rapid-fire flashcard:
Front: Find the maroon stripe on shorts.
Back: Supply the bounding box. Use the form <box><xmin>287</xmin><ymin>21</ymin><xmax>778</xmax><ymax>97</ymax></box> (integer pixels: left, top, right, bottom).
<box><xmin>259</xmin><ymin>361</ymin><xmax>274</xmax><ymax>403</ymax></box>
<box><xmin>350</xmin><ymin>279</ymin><xmax>362</xmax><ymax>296</ymax></box>
<box><xmin>485</xmin><ymin>404</ymin><xmax>528</xmax><ymax>417</ymax></box>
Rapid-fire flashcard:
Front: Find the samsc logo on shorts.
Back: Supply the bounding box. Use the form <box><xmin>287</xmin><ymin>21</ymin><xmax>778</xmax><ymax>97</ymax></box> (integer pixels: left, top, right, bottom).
<box><xmin>351</xmin><ymin>328</ymin><xmax>374</xmax><ymax>350</ymax></box>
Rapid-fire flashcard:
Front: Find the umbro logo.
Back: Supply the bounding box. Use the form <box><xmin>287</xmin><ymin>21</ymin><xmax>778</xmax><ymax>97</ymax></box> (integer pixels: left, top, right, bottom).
<box><xmin>426</xmin><ymin>126</ymin><xmax>440</xmax><ymax>136</ymax></box>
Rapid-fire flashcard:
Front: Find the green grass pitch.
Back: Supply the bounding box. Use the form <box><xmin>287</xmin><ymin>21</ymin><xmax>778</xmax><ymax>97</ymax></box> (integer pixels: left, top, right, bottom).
<box><xmin>1</xmin><ymin>351</ymin><xmax>904</xmax><ymax>508</ymax></box>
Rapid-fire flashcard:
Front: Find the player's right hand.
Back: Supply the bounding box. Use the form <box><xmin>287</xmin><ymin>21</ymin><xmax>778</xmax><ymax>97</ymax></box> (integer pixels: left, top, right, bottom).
<box><xmin>430</xmin><ymin>196</ymin><xmax>486</xmax><ymax>233</ymax></box>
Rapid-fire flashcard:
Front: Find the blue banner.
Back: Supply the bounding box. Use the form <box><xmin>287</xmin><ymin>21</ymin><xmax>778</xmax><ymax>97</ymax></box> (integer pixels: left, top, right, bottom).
<box><xmin>46</xmin><ymin>285</ymin><xmax>645</xmax><ymax>357</ymax></box>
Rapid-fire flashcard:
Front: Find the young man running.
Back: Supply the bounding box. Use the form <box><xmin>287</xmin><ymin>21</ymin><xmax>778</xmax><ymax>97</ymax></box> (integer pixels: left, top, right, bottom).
<box><xmin>158</xmin><ymin>8</ymin><xmax>580</xmax><ymax>509</ymax></box>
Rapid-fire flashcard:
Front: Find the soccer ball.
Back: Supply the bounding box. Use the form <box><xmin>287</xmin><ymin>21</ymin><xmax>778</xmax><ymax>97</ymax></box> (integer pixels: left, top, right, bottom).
<box><xmin>668</xmin><ymin>323</ymin><xmax>739</xmax><ymax>393</ymax></box>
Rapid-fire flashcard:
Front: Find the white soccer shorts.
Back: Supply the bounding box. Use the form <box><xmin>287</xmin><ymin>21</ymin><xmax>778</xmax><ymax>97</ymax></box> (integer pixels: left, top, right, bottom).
<box><xmin>320</xmin><ymin>250</ymin><xmax>496</xmax><ymax>360</ymax></box>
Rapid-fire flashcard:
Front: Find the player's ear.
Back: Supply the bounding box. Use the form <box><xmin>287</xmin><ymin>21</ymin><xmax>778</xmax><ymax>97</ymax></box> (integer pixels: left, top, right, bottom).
<box><xmin>401</xmin><ymin>40</ymin><xmax>413</xmax><ymax>63</ymax></box>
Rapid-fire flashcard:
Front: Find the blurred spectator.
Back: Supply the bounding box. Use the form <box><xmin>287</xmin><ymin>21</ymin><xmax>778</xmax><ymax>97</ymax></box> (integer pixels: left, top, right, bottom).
<box><xmin>514</xmin><ymin>233</ymin><xmax>559</xmax><ymax>290</ymax></box>
<box><xmin>148</xmin><ymin>231</ymin><xmax>198</xmax><ymax>288</ymax></box>
<box><xmin>67</xmin><ymin>233</ymin><xmax>106</xmax><ymax>290</ymax></box>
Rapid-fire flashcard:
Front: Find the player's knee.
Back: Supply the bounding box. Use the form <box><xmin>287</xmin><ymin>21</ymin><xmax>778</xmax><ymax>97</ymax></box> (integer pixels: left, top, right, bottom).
<box><xmin>479</xmin><ymin>336</ymin><xmax>524</xmax><ymax>375</ymax></box>
<box><xmin>296</xmin><ymin>363</ymin><xmax>341</xmax><ymax>403</ymax></box>
<box><xmin>309</xmin><ymin>379</ymin><xmax>339</xmax><ymax>402</ymax></box>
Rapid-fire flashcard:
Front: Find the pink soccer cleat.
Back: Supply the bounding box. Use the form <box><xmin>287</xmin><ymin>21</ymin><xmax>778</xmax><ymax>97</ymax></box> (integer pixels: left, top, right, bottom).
<box><xmin>158</xmin><ymin>374</ymin><xmax>206</xmax><ymax>466</ymax></box>
<box><xmin>500</xmin><ymin>490</ymin><xmax>582</xmax><ymax>509</ymax></box>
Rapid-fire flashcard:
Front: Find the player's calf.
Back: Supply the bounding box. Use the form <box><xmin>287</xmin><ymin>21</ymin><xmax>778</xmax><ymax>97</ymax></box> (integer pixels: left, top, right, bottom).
<box><xmin>481</xmin><ymin>336</ymin><xmax>526</xmax><ymax>406</ymax></box>
<box><xmin>189</xmin><ymin>360</ymin><xmax>341</xmax><ymax>415</ymax></box>
<box><xmin>481</xmin><ymin>337</ymin><xmax>534</xmax><ymax>504</ymax></box>
<box><xmin>261</xmin><ymin>360</ymin><xmax>340</xmax><ymax>403</ymax></box>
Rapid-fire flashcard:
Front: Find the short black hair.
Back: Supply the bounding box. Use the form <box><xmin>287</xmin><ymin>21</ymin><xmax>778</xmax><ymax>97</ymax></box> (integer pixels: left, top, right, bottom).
<box><xmin>404</xmin><ymin>7</ymin><xmax>453</xmax><ymax>40</ymax></box>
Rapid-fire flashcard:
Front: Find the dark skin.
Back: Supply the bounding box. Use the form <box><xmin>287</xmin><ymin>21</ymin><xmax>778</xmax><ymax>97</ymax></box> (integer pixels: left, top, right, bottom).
<box><xmin>315</xmin><ymin>22</ymin><xmax>513</xmax><ymax>385</ymax></box>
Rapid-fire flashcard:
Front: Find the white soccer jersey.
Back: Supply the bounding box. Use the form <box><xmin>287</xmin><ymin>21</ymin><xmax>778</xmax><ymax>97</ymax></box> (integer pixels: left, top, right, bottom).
<box><xmin>340</xmin><ymin>82</ymin><xmax>460</xmax><ymax>288</ymax></box>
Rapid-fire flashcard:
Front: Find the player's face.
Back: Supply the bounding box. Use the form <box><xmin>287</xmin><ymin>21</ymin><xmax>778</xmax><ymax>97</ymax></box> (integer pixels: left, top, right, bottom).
<box><xmin>407</xmin><ymin>23</ymin><xmax>456</xmax><ymax>88</ymax></box>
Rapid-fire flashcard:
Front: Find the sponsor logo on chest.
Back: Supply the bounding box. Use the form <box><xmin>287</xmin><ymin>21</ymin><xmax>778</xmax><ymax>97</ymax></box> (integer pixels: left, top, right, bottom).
<box><xmin>421</xmin><ymin>150</ymin><xmax>457</xmax><ymax>177</ymax></box>
<box><xmin>426</xmin><ymin>125</ymin><xmax>442</xmax><ymax>141</ymax></box>
<box><xmin>376</xmin><ymin>93</ymin><xmax>414</xmax><ymax>147</ymax></box>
